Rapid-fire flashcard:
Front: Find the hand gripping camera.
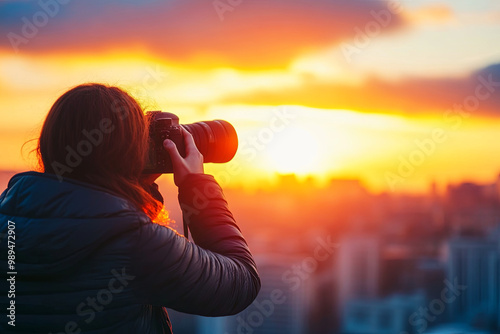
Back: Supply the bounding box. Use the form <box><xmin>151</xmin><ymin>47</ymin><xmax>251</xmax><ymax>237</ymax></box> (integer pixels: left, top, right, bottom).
<box><xmin>144</xmin><ymin>111</ymin><xmax>238</xmax><ymax>174</ymax></box>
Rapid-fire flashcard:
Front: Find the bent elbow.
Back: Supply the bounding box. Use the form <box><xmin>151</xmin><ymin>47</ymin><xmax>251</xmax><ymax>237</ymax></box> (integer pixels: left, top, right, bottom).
<box><xmin>252</xmin><ymin>271</ymin><xmax>262</xmax><ymax>301</ymax></box>
<box><xmin>229</xmin><ymin>266</ymin><xmax>261</xmax><ymax>315</ymax></box>
<box><xmin>246</xmin><ymin>270</ymin><xmax>261</xmax><ymax>307</ymax></box>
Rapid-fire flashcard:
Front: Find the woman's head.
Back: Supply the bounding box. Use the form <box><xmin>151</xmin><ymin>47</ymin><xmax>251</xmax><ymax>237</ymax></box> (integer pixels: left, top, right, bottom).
<box><xmin>37</xmin><ymin>83</ymin><xmax>162</xmax><ymax>220</ymax></box>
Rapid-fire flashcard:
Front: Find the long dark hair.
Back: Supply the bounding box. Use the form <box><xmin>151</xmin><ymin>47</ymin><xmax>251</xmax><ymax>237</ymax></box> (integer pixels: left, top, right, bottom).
<box><xmin>37</xmin><ymin>83</ymin><xmax>163</xmax><ymax>221</ymax></box>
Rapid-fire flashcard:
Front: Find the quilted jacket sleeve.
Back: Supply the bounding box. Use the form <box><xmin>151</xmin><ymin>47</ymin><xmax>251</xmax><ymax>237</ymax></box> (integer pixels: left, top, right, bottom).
<box><xmin>130</xmin><ymin>174</ymin><xmax>261</xmax><ymax>316</ymax></box>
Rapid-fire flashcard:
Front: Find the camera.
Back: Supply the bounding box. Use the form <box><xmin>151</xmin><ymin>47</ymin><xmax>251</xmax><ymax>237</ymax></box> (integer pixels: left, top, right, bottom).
<box><xmin>144</xmin><ymin>111</ymin><xmax>238</xmax><ymax>173</ymax></box>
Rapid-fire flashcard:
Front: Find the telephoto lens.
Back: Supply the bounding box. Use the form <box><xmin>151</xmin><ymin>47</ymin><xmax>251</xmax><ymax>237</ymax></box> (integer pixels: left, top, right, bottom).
<box><xmin>144</xmin><ymin>111</ymin><xmax>238</xmax><ymax>174</ymax></box>
<box><xmin>183</xmin><ymin>120</ymin><xmax>238</xmax><ymax>163</ymax></box>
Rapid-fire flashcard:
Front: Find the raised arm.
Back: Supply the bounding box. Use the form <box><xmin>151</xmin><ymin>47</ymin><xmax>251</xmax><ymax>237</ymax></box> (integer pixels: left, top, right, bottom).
<box><xmin>131</xmin><ymin>127</ymin><xmax>260</xmax><ymax>315</ymax></box>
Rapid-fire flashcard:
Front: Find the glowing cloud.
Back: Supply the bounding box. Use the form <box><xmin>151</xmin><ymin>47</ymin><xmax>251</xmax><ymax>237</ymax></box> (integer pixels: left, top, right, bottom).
<box><xmin>0</xmin><ymin>0</ymin><xmax>406</xmax><ymax>68</ymax></box>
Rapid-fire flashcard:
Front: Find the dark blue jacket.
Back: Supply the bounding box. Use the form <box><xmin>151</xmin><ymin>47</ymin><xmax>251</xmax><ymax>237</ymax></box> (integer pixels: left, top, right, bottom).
<box><xmin>0</xmin><ymin>172</ymin><xmax>260</xmax><ymax>333</ymax></box>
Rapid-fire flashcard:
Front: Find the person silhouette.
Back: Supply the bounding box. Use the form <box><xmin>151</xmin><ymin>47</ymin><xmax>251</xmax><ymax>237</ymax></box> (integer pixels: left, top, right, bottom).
<box><xmin>0</xmin><ymin>83</ymin><xmax>260</xmax><ymax>334</ymax></box>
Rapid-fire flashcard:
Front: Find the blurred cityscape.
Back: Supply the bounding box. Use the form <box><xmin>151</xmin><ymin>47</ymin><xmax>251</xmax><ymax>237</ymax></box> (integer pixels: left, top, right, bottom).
<box><xmin>1</xmin><ymin>170</ymin><xmax>500</xmax><ymax>334</ymax></box>
<box><xmin>165</xmin><ymin>173</ymin><xmax>500</xmax><ymax>334</ymax></box>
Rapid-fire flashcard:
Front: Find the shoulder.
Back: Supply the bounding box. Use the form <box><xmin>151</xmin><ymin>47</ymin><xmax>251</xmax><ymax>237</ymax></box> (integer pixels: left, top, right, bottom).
<box><xmin>1</xmin><ymin>171</ymin><xmax>142</xmax><ymax>219</ymax></box>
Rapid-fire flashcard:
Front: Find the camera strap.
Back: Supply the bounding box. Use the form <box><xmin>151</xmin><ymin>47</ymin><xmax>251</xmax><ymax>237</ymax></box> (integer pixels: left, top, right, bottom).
<box><xmin>183</xmin><ymin>219</ymin><xmax>189</xmax><ymax>239</ymax></box>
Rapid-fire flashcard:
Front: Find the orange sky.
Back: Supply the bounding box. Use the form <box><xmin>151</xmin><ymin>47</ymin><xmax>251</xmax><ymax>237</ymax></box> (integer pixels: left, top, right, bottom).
<box><xmin>1</xmin><ymin>0</ymin><xmax>500</xmax><ymax>193</ymax></box>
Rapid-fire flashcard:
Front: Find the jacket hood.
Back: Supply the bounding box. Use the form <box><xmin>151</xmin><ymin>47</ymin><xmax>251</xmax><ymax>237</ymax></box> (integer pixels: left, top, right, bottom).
<box><xmin>0</xmin><ymin>172</ymin><xmax>148</xmax><ymax>276</ymax></box>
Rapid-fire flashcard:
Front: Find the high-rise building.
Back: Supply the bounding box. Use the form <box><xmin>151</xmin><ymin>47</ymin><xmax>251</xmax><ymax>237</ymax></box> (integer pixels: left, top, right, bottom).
<box><xmin>447</xmin><ymin>237</ymin><xmax>500</xmax><ymax>330</ymax></box>
<box><xmin>337</xmin><ymin>234</ymin><xmax>381</xmax><ymax>310</ymax></box>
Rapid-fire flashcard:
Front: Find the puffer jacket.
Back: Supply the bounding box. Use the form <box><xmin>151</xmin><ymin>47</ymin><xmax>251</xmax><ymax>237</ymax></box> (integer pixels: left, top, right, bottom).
<box><xmin>0</xmin><ymin>171</ymin><xmax>260</xmax><ymax>333</ymax></box>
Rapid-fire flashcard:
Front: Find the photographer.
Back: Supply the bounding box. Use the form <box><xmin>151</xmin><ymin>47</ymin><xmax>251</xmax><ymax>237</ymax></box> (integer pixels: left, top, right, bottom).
<box><xmin>0</xmin><ymin>83</ymin><xmax>261</xmax><ymax>333</ymax></box>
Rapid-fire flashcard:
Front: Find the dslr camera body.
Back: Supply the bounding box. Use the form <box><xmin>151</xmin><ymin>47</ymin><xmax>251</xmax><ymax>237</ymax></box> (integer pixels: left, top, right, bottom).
<box><xmin>144</xmin><ymin>111</ymin><xmax>238</xmax><ymax>174</ymax></box>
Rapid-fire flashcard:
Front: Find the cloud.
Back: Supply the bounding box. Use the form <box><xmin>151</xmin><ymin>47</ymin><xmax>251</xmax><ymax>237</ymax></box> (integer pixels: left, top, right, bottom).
<box><xmin>403</xmin><ymin>4</ymin><xmax>454</xmax><ymax>25</ymax></box>
<box><xmin>219</xmin><ymin>63</ymin><xmax>500</xmax><ymax>116</ymax></box>
<box><xmin>0</xmin><ymin>0</ymin><xmax>406</xmax><ymax>68</ymax></box>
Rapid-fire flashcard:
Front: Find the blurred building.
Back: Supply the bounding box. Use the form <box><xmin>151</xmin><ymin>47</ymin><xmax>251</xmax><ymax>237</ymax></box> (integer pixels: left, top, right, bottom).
<box><xmin>447</xmin><ymin>237</ymin><xmax>500</xmax><ymax>331</ymax></box>
<box><xmin>446</xmin><ymin>182</ymin><xmax>500</xmax><ymax>236</ymax></box>
<box><xmin>166</xmin><ymin>309</ymin><xmax>199</xmax><ymax>333</ymax></box>
<box><xmin>381</xmin><ymin>252</ymin><xmax>445</xmax><ymax>300</ymax></box>
<box><xmin>341</xmin><ymin>293</ymin><xmax>425</xmax><ymax>334</ymax></box>
<box><xmin>200</xmin><ymin>254</ymin><xmax>310</xmax><ymax>334</ymax></box>
<box><xmin>424</xmin><ymin>323</ymin><xmax>492</xmax><ymax>333</ymax></box>
<box><xmin>337</xmin><ymin>234</ymin><xmax>381</xmax><ymax>311</ymax></box>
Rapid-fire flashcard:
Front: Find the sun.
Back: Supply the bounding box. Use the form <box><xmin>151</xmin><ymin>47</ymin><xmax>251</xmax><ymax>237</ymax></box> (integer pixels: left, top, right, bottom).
<box><xmin>266</xmin><ymin>125</ymin><xmax>321</xmax><ymax>176</ymax></box>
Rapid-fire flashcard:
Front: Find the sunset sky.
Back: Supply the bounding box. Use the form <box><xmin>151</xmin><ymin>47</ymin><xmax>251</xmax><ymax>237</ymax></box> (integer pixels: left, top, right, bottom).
<box><xmin>1</xmin><ymin>0</ymin><xmax>500</xmax><ymax>193</ymax></box>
